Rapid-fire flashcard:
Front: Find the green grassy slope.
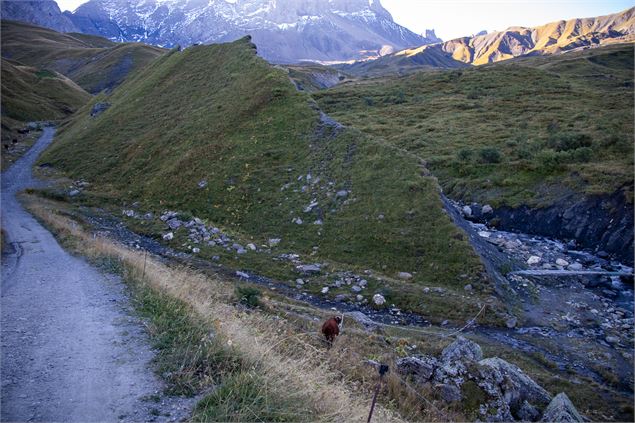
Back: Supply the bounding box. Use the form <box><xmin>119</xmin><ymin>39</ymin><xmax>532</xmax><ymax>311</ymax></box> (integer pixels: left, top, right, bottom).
<box><xmin>41</xmin><ymin>38</ymin><xmax>497</xmax><ymax>323</ymax></box>
<box><xmin>1</xmin><ymin>58</ymin><xmax>91</xmax><ymax>169</ymax></box>
<box><xmin>1</xmin><ymin>20</ymin><xmax>165</xmax><ymax>94</ymax></box>
<box><xmin>1</xmin><ymin>59</ymin><xmax>90</xmax><ymax>122</ymax></box>
<box><xmin>315</xmin><ymin>44</ymin><xmax>634</xmax><ymax>207</ymax></box>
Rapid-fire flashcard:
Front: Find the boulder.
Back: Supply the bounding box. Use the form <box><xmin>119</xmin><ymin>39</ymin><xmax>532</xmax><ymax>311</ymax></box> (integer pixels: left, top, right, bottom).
<box><xmin>347</xmin><ymin>311</ymin><xmax>378</xmax><ymax>330</ymax></box>
<box><xmin>372</xmin><ymin>293</ymin><xmax>386</xmax><ymax>306</ymax></box>
<box><xmin>568</xmin><ymin>262</ymin><xmax>583</xmax><ymax>271</ymax></box>
<box><xmin>517</xmin><ymin>400</ymin><xmax>541</xmax><ymax>422</ymax></box>
<box><xmin>462</xmin><ymin>205</ymin><xmax>472</xmax><ymax>217</ymax></box>
<box><xmin>482</xmin><ymin>204</ymin><xmax>494</xmax><ymax>214</ymax></box>
<box><xmin>396</xmin><ymin>355</ymin><xmax>439</xmax><ymax>384</ymax></box>
<box><xmin>90</xmin><ymin>102</ymin><xmax>110</xmax><ymax>117</ymax></box>
<box><xmin>297</xmin><ymin>264</ymin><xmax>321</xmax><ymax>274</ymax></box>
<box><xmin>436</xmin><ymin>383</ymin><xmax>462</xmax><ymax>402</ymax></box>
<box><xmin>478</xmin><ymin>358</ymin><xmax>552</xmax><ymax>412</ymax></box>
<box><xmin>540</xmin><ymin>393</ymin><xmax>584</xmax><ymax>422</ymax></box>
<box><xmin>441</xmin><ymin>336</ymin><xmax>483</xmax><ymax>364</ymax></box>
<box><xmin>527</xmin><ymin>256</ymin><xmax>542</xmax><ymax>265</ymax></box>
<box><xmin>268</xmin><ymin>238</ymin><xmax>281</xmax><ymax>247</ymax></box>
<box><xmin>555</xmin><ymin>258</ymin><xmax>569</xmax><ymax>267</ymax></box>
<box><xmin>398</xmin><ymin>272</ymin><xmax>413</xmax><ymax>280</ymax></box>
<box><xmin>167</xmin><ymin>218</ymin><xmax>182</xmax><ymax>230</ymax></box>
<box><xmin>162</xmin><ymin>232</ymin><xmax>174</xmax><ymax>241</ymax></box>
<box><xmin>336</xmin><ymin>190</ymin><xmax>348</xmax><ymax>198</ymax></box>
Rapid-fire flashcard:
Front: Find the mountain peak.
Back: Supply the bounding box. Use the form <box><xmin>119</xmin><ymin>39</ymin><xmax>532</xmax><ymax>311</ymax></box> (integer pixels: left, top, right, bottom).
<box><xmin>22</xmin><ymin>0</ymin><xmax>434</xmax><ymax>63</ymax></box>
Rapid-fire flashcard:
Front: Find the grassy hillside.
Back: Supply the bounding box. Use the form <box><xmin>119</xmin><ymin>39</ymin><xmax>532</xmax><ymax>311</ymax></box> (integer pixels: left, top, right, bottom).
<box><xmin>1</xmin><ymin>20</ymin><xmax>164</xmax><ymax>94</ymax></box>
<box><xmin>1</xmin><ymin>58</ymin><xmax>91</xmax><ymax>170</ymax></box>
<box><xmin>1</xmin><ymin>59</ymin><xmax>90</xmax><ymax>122</ymax></box>
<box><xmin>40</xmin><ymin>37</ymin><xmax>498</xmax><ymax>323</ymax></box>
<box><xmin>315</xmin><ymin>44</ymin><xmax>634</xmax><ymax>207</ymax></box>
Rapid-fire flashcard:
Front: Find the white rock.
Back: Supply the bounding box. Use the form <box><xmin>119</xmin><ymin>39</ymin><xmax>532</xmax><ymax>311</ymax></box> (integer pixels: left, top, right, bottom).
<box><xmin>527</xmin><ymin>256</ymin><xmax>542</xmax><ymax>265</ymax></box>
<box><xmin>247</xmin><ymin>243</ymin><xmax>257</xmax><ymax>251</ymax></box>
<box><xmin>356</xmin><ymin>295</ymin><xmax>364</xmax><ymax>302</ymax></box>
<box><xmin>192</xmin><ymin>247</ymin><xmax>200</xmax><ymax>253</ymax></box>
<box><xmin>478</xmin><ymin>231</ymin><xmax>491</xmax><ymax>238</ymax></box>
<box><xmin>303</xmin><ymin>201</ymin><xmax>319</xmax><ymax>213</ymax></box>
<box><xmin>268</xmin><ymin>238</ymin><xmax>281</xmax><ymax>247</ymax></box>
<box><xmin>236</xmin><ymin>271</ymin><xmax>250</xmax><ymax>279</ymax></box>
<box><xmin>295</xmin><ymin>279</ymin><xmax>304</xmax><ymax>285</ymax></box>
<box><xmin>568</xmin><ymin>262</ymin><xmax>583</xmax><ymax>271</ymax></box>
<box><xmin>313</xmin><ymin>219</ymin><xmax>323</xmax><ymax>225</ymax></box>
<box><xmin>162</xmin><ymin>232</ymin><xmax>174</xmax><ymax>241</ymax></box>
<box><xmin>556</xmin><ymin>258</ymin><xmax>569</xmax><ymax>267</ymax></box>
<box><xmin>122</xmin><ymin>209</ymin><xmax>136</xmax><ymax>217</ymax></box>
<box><xmin>292</xmin><ymin>217</ymin><xmax>303</xmax><ymax>225</ymax></box>
<box><xmin>482</xmin><ymin>204</ymin><xmax>493</xmax><ymax>214</ymax></box>
<box><xmin>373</xmin><ymin>294</ymin><xmax>386</xmax><ymax>306</ymax></box>
<box><xmin>321</xmin><ymin>287</ymin><xmax>329</xmax><ymax>294</ymax></box>
<box><xmin>69</xmin><ymin>189</ymin><xmax>81</xmax><ymax>197</ymax></box>
<box><xmin>462</xmin><ymin>205</ymin><xmax>472</xmax><ymax>216</ymax></box>
<box><xmin>398</xmin><ymin>272</ymin><xmax>413</xmax><ymax>280</ymax></box>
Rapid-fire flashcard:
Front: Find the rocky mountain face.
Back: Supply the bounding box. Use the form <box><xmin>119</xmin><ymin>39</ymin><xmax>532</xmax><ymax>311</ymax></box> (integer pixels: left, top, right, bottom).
<box><xmin>1</xmin><ymin>0</ymin><xmax>78</xmax><ymax>32</ymax></box>
<box><xmin>1</xmin><ymin>0</ymin><xmax>440</xmax><ymax>63</ymax></box>
<box><xmin>438</xmin><ymin>6</ymin><xmax>635</xmax><ymax>65</ymax></box>
<box><xmin>345</xmin><ymin>6</ymin><xmax>634</xmax><ymax>74</ymax></box>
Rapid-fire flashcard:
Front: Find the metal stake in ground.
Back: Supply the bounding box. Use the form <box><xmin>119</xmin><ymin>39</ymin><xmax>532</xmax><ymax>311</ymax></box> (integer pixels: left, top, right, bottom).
<box><xmin>367</xmin><ymin>363</ymin><xmax>389</xmax><ymax>423</ymax></box>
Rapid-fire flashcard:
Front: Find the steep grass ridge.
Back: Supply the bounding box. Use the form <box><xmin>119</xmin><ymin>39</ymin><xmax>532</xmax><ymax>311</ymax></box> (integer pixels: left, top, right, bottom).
<box><xmin>41</xmin><ymin>37</ymin><xmax>494</xmax><ymax>322</ymax></box>
<box><xmin>1</xmin><ymin>58</ymin><xmax>90</xmax><ymax>123</ymax></box>
<box><xmin>1</xmin><ymin>20</ymin><xmax>164</xmax><ymax>94</ymax></box>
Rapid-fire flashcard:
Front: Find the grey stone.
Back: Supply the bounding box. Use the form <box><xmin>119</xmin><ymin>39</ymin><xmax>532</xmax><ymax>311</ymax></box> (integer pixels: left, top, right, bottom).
<box><xmin>462</xmin><ymin>205</ymin><xmax>472</xmax><ymax>216</ymax></box>
<box><xmin>297</xmin><ymin>264</ymin><xmax>321</xmax><ymax>274</ymax></box>
<box><xmin>351</xmin><ymin>285</ymin><xmax>362</xmax><ymax>293</ymax></box>
<box><xmin>506</xmin><ymin>317</ymin><xmax>518</xmax><ymax>329</ymax></box>
<box><xmin>192</xmin><ymin>247</ymin><xmax>200</xmax><ymax>253</ymax></box>
<box><xmin>568</xmin><ymin>262</ymin><xmax>583</xmax><ymax>271</ymax></box>
<box><xmin>396</xmin><ymin>355</ymin><xmax>439</xmax><ymax>384</ymax></box>
<box><xmin>90</xmin><ymin>102</ymin><xmax>110</xmax><ymax>117</ymax></box>
<box><xmin>436</xmin><ymin>383</ymin><xmax>462</xmax><ymax>402</ymax></box>
<box><xmin>268</xmin><ymin>238</ymin><xmax>281</xmax><ymax>247</ymax></box>
<box><xmin>441</xmin><ymin>336</ymin><xmax>483</xmax><ymax>363</ymax></box>
<box><xmin>464</xmin><ymin>284</ymin><xmax>473</xmax><ymax>291</ymax></box>
<box><xmin>482</xmin><ymin>204</ymin><xmax>494</xmax><ymax>214</ymax></box>
<box><xmin>336</xmin><ymin>190</ymin><xmax>348</xmax><ymax>198</ymax></box>
<box><xmin>334</xmin><ymin>294</ymin><xmax>349</xmax><ymax>302</ymax></box>
<box><xmin>478</xmin><ymin>357</ymin><xmax>552</xmax><ymax>411</ymax></box>
<box><xmin>527</xmin><ymin>256</ymin><xmax>542</xmax><ymax>265</ymax></box>
<box><xmin>556</xmin><ymin>258</ymin><xmax>569</xmax><ymax>267</ymax></box>
<box><xmin>398</xmin><ymin>272</ymin><xmax>413</xmax><ymax>280</ymax></box>
<box><xmin>540</xmin><ymin>393</ymin><xmax>584</xmax><ymax>422</ymax></box>
<box><xmin>372</xmin><ymin>293</ymin><xmax>386</xmax><ymax>305</ymax></box>
<box><xmin>69</xmin><ymin>189</ymin><xmax>80</xmax><ymax>197</ymax></box>
<box><xmin>517</xmin><ymin>400</ymin><xmax>540</xmax><ymax>422</ymax></box>
<box><xmin>347</xmin><ymin>311</ymin><xmax>376</xmax><ymax>329</ymax></box>
<box><xmin>167</xmin><ymin>218</ymin><xmax>182</xmax><ymax>230</ymax></box>
<box><xmin>162</xmin><ymin>232</ymin><xmax>174</xmax><ymax>241</ymax></box>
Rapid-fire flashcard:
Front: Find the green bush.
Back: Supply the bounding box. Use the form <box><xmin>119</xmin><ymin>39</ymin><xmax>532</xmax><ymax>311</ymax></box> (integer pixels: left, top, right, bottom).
<box><xmin>547</xmin><ymin>132</ymin><xmax>592</xmax><ymax>152</ymax></box>
<box><xmin>479</xmin><ymin>147</ymin><xmax>502</xmax><ymax>164</ymax></box>
<box><xmin>457</xmin><ymin>148</ymin><xmax>473</xmax><ymax>162</ymax></box>
<box><xmin>235</xmin><ymin>286</ymin><xmax>262</xmax><ymax>308</ymax></box>
<box><xmin>572</xmin><ymin>147</ymin><xmax>593</xmax><ymax>163</ymax></box>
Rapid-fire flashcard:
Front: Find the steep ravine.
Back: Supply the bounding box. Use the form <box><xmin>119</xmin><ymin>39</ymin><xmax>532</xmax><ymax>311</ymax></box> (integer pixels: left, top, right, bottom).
<box><xmin>458</xmin><ymin>189</ymin><xmax>634</xmax><ymax>266</ymax></box>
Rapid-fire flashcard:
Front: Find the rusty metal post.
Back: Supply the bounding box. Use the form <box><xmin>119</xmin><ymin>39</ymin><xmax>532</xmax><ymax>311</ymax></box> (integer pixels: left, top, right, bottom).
<box><xmin>367</xmin><ymin>364</ymin><xmax>389</xmax><ymax>423</ymax></box>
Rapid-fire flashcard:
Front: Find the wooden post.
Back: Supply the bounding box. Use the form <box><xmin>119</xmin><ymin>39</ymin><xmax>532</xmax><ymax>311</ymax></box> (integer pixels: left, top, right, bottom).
<box><xmin>367</xmin><ymin>364</ymin><xmax>389</xmax><ymax>423</ymax></box>
<box><xmin>142</xmin><ymin>249</ymin><xmax>147</xmax><ymax>281</ymax></box>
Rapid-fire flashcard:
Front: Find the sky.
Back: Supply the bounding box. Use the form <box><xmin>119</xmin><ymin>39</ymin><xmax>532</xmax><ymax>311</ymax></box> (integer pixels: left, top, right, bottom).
<box><xmin>56</xmin><ymin>0</ymin><xmax>633</xmax><ymax>41</ymax></box>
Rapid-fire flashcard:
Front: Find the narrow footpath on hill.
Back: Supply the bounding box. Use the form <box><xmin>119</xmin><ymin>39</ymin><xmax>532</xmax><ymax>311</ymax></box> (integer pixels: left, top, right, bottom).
<box><xmin>1</xmin><ymin>128</ymin><xmax>192</xmax><ymax>422</ymax></box>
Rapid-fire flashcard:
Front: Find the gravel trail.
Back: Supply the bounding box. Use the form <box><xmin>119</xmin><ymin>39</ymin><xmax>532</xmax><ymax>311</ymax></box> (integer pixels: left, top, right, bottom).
<box><xmin>1</xmin><ymin>128</ymin><xmax>192</xmax><ymax>422</ymax></box>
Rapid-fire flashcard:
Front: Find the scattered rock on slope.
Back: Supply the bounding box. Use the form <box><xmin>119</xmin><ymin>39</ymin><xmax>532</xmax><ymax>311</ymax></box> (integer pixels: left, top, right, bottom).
<box><xmin>396</xmin><ymin>336</ymin><xmax>585</xmax><ymax>422</ymax></box>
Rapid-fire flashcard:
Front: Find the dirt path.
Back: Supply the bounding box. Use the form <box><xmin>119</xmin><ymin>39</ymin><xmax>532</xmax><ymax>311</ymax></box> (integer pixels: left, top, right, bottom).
<box><xmin>1</xmin><ymin>128</ymin><xmax>192</xmax><ymax>422</ymax></box>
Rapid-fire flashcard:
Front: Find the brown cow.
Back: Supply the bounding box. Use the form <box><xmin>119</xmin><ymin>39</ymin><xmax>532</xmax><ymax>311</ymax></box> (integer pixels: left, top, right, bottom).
<box><xmin>321</xmin><ymin>315</ymin><xmax>342</xmax><ymax>347</ymax></box>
